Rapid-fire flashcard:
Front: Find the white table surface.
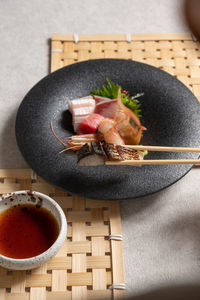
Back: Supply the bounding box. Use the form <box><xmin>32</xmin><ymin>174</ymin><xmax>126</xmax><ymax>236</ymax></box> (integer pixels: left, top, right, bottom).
<box><xmin>1</xmin><ymin>0</ymin><xmax>200</xmax><ymax>298</ymax></box>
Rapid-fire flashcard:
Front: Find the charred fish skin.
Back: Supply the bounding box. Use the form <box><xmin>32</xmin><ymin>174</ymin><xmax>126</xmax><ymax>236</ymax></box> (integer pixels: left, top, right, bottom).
<box><xmin>102</xmin><ymin>142</ymin><xmax>142</xmax><ymax>161</ymax></box>
<box><xmin>91</xmin><ymin>141</ymin><xmax>104</xmax><ymax>155</ymax></box>
<box><xmin>92</xmin><ymin>141</ymin><xmax>142</xmax><ymax>161</ymax></box>
<box><xmin>77</xmin><ymin>143</ymin><xmax>92</xmax><ymax>162</ymax></box>
<box><xmin>102</xmin><ymin>142</ymin><xmax>121</xmax><ymax>160</ymax></box>
<box><xmin>116</xmin><ymin>145</ymin><xmax>140</xmax><ymax>160</ymax></box>
<box><xmin>99</xmin><ymin>141</ymin><xmax>109</xmax><ymax>159</ymax></box>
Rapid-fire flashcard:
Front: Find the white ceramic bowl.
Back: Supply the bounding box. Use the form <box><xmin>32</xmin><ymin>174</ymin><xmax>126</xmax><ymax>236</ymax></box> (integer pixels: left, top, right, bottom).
<box><xmin>0</xmin><ymin>190</ymin><xmax>67</xmax><ymax>270</ymax></box>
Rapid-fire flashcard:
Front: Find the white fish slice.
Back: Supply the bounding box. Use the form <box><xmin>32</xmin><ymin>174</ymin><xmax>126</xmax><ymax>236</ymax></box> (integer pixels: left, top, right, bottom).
<box><xmin>73</xmin><ymin>106</ymin><xmax>95</xmax><ymax>117</ymax></box>
<box><xmin>68</xmin><ymin>96</ymin><xmax>95</xmax><ymax>113</ymax></box>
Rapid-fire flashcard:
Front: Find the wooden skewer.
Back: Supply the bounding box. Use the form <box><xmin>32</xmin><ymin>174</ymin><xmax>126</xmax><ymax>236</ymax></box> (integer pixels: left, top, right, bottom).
<box><xmin>106</xmin><ymin>159</ymin><xmax>200</xmax><ymax>166</ymax></box>
<box><xmin>124</xmin><ymin>145</ymin><xmax>200</xmax><ymax>153</ymax></box>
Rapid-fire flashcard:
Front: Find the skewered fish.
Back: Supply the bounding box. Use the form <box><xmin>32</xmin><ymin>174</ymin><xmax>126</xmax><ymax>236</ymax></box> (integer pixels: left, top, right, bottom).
<box><xmin>77</xmin><ymin>141</ymin><xmax>144</xmax><ymax>166</ymax></box>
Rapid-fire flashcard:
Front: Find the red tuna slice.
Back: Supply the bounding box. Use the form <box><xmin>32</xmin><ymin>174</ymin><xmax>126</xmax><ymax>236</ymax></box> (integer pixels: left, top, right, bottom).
<box><xmin>78</xmin><ymin>113</ymin><xmax>105</xmax><ymax>134</ymax></box>
<box><xmin>94</xmin><ymin>99</ymin><xmax>118</xmax><ymax>119</ymax></box>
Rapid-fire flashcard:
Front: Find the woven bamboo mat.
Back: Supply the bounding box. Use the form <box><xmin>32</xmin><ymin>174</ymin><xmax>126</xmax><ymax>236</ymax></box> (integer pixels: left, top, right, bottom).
<box><xmin>51</xmin><ymin>33</ymin><xmax>200</xmax><ymax>102</ymax></box>
<box><xmin>0</xmin><ymin>169</ymin><xmax>124</xmax><ymax>300</ymax></box>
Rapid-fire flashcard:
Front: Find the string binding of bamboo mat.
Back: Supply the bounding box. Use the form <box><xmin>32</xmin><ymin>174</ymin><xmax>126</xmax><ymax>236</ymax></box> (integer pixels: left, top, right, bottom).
<box><xmin>0</xmin><ymin>169</ymin><xmax>125</xmax><ymax>300</ymax></box>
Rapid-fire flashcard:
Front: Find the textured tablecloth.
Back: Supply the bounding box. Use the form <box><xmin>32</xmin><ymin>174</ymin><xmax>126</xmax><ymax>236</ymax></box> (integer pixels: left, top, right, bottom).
<box><xmin>1</xmin><ymin>0</ymin><xmax>200</xmax><ymax>298</ymax></box>
<box><xmin>121</xmin><ymin>167</ymin><xmax>200</xmax><ymax>297</ymax></box>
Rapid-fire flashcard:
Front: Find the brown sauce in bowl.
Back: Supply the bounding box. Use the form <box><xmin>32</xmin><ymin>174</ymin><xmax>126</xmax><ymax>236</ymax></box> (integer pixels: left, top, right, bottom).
<box><xmin>0</xmin><ymin>204</ymin><xmax>59</xmax><ymax>259</ymax></box>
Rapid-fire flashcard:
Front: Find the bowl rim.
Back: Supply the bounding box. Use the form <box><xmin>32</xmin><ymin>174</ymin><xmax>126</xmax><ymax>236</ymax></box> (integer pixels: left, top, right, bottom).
<box><xmin>0</xmin><ymin>190</ymin><xmax>67</xmax><ymax>263</ymax></box>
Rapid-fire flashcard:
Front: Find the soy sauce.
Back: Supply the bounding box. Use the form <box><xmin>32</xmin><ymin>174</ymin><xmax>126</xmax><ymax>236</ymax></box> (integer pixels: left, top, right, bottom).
<box><xmin>0</xmin><ymin>204</ymin><xmax>59</xmax><ymax>259</ymax></box>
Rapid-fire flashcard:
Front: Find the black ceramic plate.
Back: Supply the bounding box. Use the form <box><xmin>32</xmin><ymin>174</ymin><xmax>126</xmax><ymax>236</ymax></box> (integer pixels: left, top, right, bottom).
<box><xmin>15</xmin><ymin>59</ymin><xmax>200</xmax><ymax>200</ymax></box>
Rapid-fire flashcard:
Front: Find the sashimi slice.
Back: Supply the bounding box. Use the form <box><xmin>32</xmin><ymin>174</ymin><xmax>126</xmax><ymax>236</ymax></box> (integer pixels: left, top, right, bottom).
<box><xmin>73</xmin><ymin>115</ymin><xmax>90</xmax><ymax>132</ymax></box>
<box><xmin>93</xmin><ymin>95</ymin><xmax>112</xmax><ymax>103</ymax></box>
<box><xmin>94</xmin><ymin>99</ymin><xmax>118</xmax><ymax>119</ymax></box>
<box><xmin>73</xmin><ymin>106</ymin><xmax>95</xmax><ymax>132</ymax></box>
<box><xmin>78</xmin><ymin>113</ymin><xmax>104</xmax><ymax>134</ymax></box>
<box><xmin>72</xmin><ymin>106</ymin><xmax>95</xmax><ymax>117</ymax></box>
<box><xmin>68</xmin><ymin>96</ymin><xmax>96</xmax><ymax>132</ymax></box>
<box><xmin>68</xmin><ymin>96</ymin><xmax>95</xmax><ymax>113</ymax></box>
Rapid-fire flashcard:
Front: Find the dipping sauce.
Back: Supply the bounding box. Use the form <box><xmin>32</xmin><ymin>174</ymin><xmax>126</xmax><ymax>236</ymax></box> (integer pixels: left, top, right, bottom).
<box><xmin>0</xmin><ymin>204</ymin><xmax>59</xmax><ymax>259</ymax></box>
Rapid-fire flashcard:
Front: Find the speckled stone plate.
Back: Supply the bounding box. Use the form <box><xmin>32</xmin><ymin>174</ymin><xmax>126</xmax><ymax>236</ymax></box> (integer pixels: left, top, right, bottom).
<box><xmin>15</xmin><ymin>59</ymin><xmax>200</xmax><ymax>200</ymax></box>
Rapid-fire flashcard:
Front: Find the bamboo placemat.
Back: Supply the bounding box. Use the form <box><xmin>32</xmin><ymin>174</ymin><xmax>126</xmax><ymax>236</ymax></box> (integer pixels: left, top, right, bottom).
<box><xmin>0</xmin><ymin>169</ymin><xmax>125</xmax><ymax>300</ymax></box>
<box><xmin>51</xmin><ymin>33</ymin><xmax>200</xmax><ymax>102</ymax></box>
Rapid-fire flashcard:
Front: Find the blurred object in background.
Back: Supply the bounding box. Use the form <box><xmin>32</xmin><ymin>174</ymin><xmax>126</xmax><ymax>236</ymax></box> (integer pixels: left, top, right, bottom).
<box><xmin>185</xmin><ymin>0</ymin><xmax>200</xmax><ymax>40</ymax></box>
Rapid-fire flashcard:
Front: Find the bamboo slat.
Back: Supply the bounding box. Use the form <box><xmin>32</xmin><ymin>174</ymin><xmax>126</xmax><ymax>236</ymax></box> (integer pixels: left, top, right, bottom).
<box><xmin>30</xmin><ymin>265</ymin><xmax>47</xmax><ymax>300</ymax></box>
<box><xmin>0</xmin><ymin>169</ymin><xmax>124</xmax><ymax>299</ymax></box>
<box><xmin>110</xmin><ymin>202</ymin><xmax>125</xmax><ymax>299</ymax></box>
<box><xmin>52</xmin><ymin>33</ymin><xmax>193</xmax><ymax>42</ymax></box>
<box><xmin>91</xmin><ymin>209</ymin><xmax>107</xmax><ymax>291</ymax></box>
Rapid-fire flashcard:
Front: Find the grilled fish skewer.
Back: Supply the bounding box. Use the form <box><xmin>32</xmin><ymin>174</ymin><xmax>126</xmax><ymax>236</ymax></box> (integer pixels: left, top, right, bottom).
<box><xmin>77</xmin><ymin>141</ymin><xmax>145</xmax><ymax>166</ymax></box>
